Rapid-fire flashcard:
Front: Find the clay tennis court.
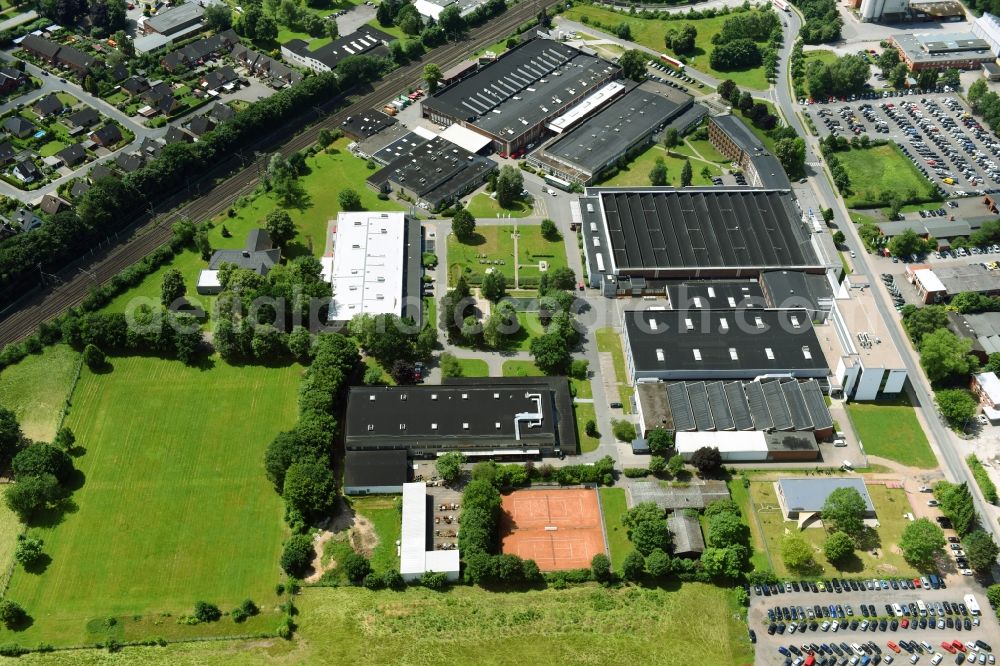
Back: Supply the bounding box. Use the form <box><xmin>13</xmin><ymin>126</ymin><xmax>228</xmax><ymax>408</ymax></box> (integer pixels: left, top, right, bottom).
<box><xmin>499</xmin><ymin>488</ymin><xmax>607</xmax><ymax>571</ymax></box>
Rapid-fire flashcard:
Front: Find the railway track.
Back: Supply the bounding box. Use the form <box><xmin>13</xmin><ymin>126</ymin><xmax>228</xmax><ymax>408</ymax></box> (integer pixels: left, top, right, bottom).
<box><xmin>0</xmin><ymin>0</ymin><xmax>550</xmax><ymax>346</ymax></box>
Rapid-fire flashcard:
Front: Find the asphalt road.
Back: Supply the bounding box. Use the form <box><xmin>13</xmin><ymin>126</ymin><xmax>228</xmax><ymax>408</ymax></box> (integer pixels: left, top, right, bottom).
<box><xmin>0</xmin><ymin>0</ymin><xmax>554</xmax><ymax>346</ymax></box>
<box><xmin>775</xmin><ymin>7</ymin><xmax>1000</xmax><ymax>547</ymax></box>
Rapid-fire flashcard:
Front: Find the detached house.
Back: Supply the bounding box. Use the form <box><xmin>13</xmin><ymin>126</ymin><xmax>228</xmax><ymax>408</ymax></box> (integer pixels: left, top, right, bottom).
<box><xmin>4</xmin><ymin>116</ymin><xmax>35</xmax><ymax>139</ymax></box>
<box><xmin>32</xmin><ymin>93</ymin><xmax>63</xmax><ymax>118</ymax></box>
<box><xmin>90</xmin><ymin>124</ymin><xmax>123</xmax><ymax>147</ymax></box>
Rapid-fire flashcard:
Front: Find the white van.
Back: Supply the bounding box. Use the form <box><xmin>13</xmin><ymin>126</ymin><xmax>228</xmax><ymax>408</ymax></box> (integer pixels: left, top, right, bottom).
<box><xmin>917</xmin><ymin>600</ymin><xmax>928</xmax><ymax>616</ymax></box>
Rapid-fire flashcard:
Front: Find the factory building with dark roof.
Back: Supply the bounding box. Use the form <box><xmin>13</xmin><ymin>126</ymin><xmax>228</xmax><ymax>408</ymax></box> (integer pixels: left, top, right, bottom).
<box><xmin>421</xmin><ymin>38</ymin><xmax>620</xmax><ymax>155</ymax></box>
<box><xmin>578</xmin><ymin>187</ymin><xmax>826</xmax><ymax>296</ymax></box>
<box><xmin>708</xmin><ymin>114</ymin><xmax>790</xmax><ymax>190</ymax></box>
<box><xmin>622</xmin><ymin>308</ymin><xmax>829</xmax><ymax>383</ymax></box>
<box><xmin>344</xmin><ymin>377</ymin><xmax>577</xmax><ymax>457</ymax></box>
<box><xmin>527</xmin><ymin>80</ymin><xmax>706</xmax><ymax>184</ymax></box>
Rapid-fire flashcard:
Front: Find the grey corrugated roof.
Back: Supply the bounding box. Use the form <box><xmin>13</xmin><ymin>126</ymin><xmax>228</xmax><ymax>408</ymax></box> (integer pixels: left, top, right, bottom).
<box><xmin>744</xmin><ymin>382</ymin><xmax>771</xmax><ymax>430</ymax></box>
<box><xmin>666</xmin><ymin>382</ymin><xmax>696</xmax><ymax>432</ymax></box>
<box><xmin>688</xmin><ymin>382</ymin><xmax>715</xmax><ymax>431</ymax></box>
<box><xmin>781</xmin><ymin>380</ymin><xmax>813</xmax><ymax>431</ymax></box>
<box><xmin>668</xmin><ymin>513</ymin><xmax>705</xmax><ymax>555</ymax></box>
<box><xmin>705</xmin><ymin>381</ymin><xmax>735</xmax><ymax>431</ymax></box>
<box><xmin>725</xmin><ymin>381</ymin><xmax>755</xmax><ymax>430</ymax></box>
<box><xmin>762</xmin><ymin>381</ymin><xmax>793</xmax><ymax>431</ymax></box>
<box><xmin>801</xmin><ymin>380</ymin><xmax>833</xmax><ymax>430</ymax></box>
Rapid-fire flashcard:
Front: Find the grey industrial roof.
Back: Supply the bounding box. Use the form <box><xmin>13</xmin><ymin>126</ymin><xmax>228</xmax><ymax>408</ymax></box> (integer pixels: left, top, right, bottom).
<box><xmin>624</xmin><ymin>308</ymin><xmax>828</xmax><ymax>375</ymax></box>
<box><xmin>662</xmin><ymin>378</ymin><xmax>831</xmax><ymax>434</ymax></box>
<box><xmin>894</xmin><ymin>32</ymin><xmax>994</xmax><ymax>65</ymax></box>
<box><xmin>878</xmin><ymin>218</ymin><xmax>978</xmax><ymax>238</ymax></box>
<box><xmin>539</xmin><ymin>80</ymin><xmax>694</xmax><ymax>173</ymax></box>
<box><xmin>343</xmin><ymin>449</ymin><xmax>408</xmax><ymax>488</ymax></box>
<box><xmin>665</xmin><ymin>280</ymin><xmax>766</xmax><ymax>310</ymax></box>
<box><xmin>371</xmin><ymin>130</ymin><xmax>431</xmax><ymax>166</ymax></box>
<box><xmin>588</xmin><ymin>188</ymin><xmax>818</xmax><ymax>272</ymax></box>
<box><xmin>423</xmin><ymin>38</ymin><xmax>618</xmax><ymax>141</ymax></box>
<box><xmin>283</xmin><ymin>25</ymin><xmax>391</xmax><ymax>70</ymax></box>
<box><xmin>933</xmin><ymin>263</ymin><xmax>1000</xmax><ymax>294</ymax></box>
<box><xmin>777</xmin><ymin>477</ymin><xmax>875</xmax><ymax>513</ymax></box>
<box><xmin>341</xmin><ymin>108</ymin><xmax>397</xmax><ymax>140</ymax></box>
<box><xmin>667</xmin><ymin>513</ymin><xmax>705</xmax><ymax>555</ymax></box>
<box><xmin>144</xmin><ymin>2</ymin><xmax>205</xmax><ymax>35</ymax></box>
<box><xmin>207</xmin><ymin>228</ymin><xmax>279</xmax><ymax>273</ymax></box>
<box><xmin>628</xmin><ymin>479</ymin><xmax>730</xmax><ymax>510</ymax></box>
<box><xmin>368</xmin><ymin>136</ymin><xmax>496</xmax><ymax>208</ymax></box>
<box><xmin>710</xmin><ymin>114</ymin><xmax>790</xmax><ymax>190</ymax></box>
<box><xmin>760</xmin><ymin>270</ymin><xmax>834</xmax><ymax>312</ymax></box>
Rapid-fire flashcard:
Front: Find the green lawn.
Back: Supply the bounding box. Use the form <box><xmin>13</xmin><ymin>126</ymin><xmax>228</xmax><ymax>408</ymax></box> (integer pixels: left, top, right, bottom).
<box><xmin>837</xmin><ymin>143</ymin><xmax>939</xmax><ymax>209</ymax></box>
<box><xmin>574</xmin><ymin>402</ymin><xmax>599</xmax><ymax>454</ymax></box>
<box><xmin>101</xmin><ymin>138</ymin><xmax>403</xmax><ymax>320</ymax></box>
<box><xmin>728</xmin><ymin>478</ymin><xmax>770</xmax><ymax>573</ymax></box>
<box><xmin>598</xmin><ymin>487</ymin><xmax>629</xmax><ymax>571</ymax></box>
<box><xmin>366</xmin><ymin>19</ymin><xmax>407</xmax><ymax>40</ymax></box>
<box><xmin>599</xmin><ymin>143</ymin><xmax>722</xmax><ymax>187</ymax></box>
<box><xmin>465</xmin><ymin>193</ymin><xmax>533</xmax><ymax>219</ymax></box>
<box><xmin>684</xmin><ymin>138</ymin><xmax>731</xmax><ymax>164</ymax></box>
<box><xmin>735</xmin><ymin>99</ymin><xmax>782</xmax><ymax>153</ymax></box>
<box><xmin>454</xmin><ymin>357</ymin><xmax>489</xmax><ymax>377</ymax></box>
<box><xmin>55</xmin><ymin>93</ymin><xmax>78</xmax><ymax>107</ymax></box>
<box><xmin>803</xmin><ymin>49</ymin><xmax>839</xmax><ymax>68</ymax></box>
<box><xmin>847</xmin><ymin>397</ymin><xmax>937</xmax><ymax>468</ymax></box>
<box><xmin>0</xmin><ymin>344</ymin><xmax>79</xmax><ymax>442</ymax></box>
<box><xmin>596</xmin><ymin>328</ymin><xmax>632</xmax><ymax>414</ymax></box>
<box><xmin>2</xmin><ymin>356</ymin><xmax>299</xmax><ymax>646</ymax></box>
<box><xmin>37</xmin><ymin>139</ymin><xmax>66</xmax><ymax>157</ymax></box>
<box><xmin>448</xmin><ymin>225</ymin><xmax>567</xmax><ymax>288</ymax></box>
<box><xmin>350</xmin><ymin>495</ymin><xmax>401</xmax><ymax>575</ymax></box>
<box><xmin>750</xmin><ymin>481</ymin><xmax>920</xmax><ymax>578</ymax></box>
<box><xmin>561</xmin><ymin>5</ymin><xmax>771</xmax><ymax>89</ymax></box>
<box><xmin>0</xmin><ymin>502</ymin><xmax>22</xmax><ymax>588</ymax></box>
<box><xmin>363</xmin><ymin>355</ymin><xmax>394</xmax><ymax>385</ymax></box>
<box><xmin>571</xmin><ymin>377</ymin><xmax>592</xmax><ymax>399</ymax></box>
<box><xmin>502</xmin><ymin>360</ymin><xmax>543</xmax><ymax>377</ymax></box>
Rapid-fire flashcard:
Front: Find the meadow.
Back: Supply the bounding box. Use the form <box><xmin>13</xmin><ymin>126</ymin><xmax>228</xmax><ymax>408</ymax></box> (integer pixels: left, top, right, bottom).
<box><xmin>448</xmin><ymin>225</ymin><xmax>568</xmax><ymax>287</ymax></box>
<box><xmin>847</xmin><ymin>396</ymin><xmax>937</xmax><ymax>468</ymax></box>
<box><xmin>837</xmin><ymin>143</ymin><xmax>940</xmax><ymax>209</ymax></box>
<box><xmin>0</xmin><ymin>345</ymin><xmax>79</xmax><ymax>442</ymax></box>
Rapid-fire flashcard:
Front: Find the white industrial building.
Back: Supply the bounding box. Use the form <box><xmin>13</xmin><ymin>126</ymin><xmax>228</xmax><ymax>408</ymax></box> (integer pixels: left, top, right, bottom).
<box><xmin>858</xmin><ymin>0</ymin><xmax>965</xmax><ymax>23</ymax></box>
<box><xmin>324</xmin><ymin>211</ymin><xmax>421</xmax><ymax>324</ymax></box>
<box><xmin>675</xmin><ymin>430</ymin><xmax>819</xmax><ymax>462</ymax></box>
<box><xmin>414</xmin><ymin>0</ymin><xmax>490</xmax><ymax>19</ymax></box>
<box><xmin>400</xmin><ymin>482</ymin><xmax>460</xmax><ymax>582</ymax></box>
<box><xmin>821</xmin><ymin>276</ymin><xmax>908</xmax><ymax>401</ymax></box>
<box><xmin>974</xmin><ymin>13</ymin><xmax>1000</xmax><ymax>55</ymax></box>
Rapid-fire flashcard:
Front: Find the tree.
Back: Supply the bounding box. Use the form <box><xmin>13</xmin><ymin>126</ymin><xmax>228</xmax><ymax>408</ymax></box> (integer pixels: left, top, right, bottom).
<box><xmin>824</xmin><ymin>531</ymin><xmax>854</xmax><ymax>564</ymax></box>
<box><xmin>710</xmin><ymin>39</ymin><xmax>762</xmax><ymax>71</ymax></box>
<box><xmin>591</xmin><ymin>552</ymin><xmax>612</xmax><ymax>581</ymax></box>
<box><xmin>611</xmin><ymin>419</ymin><xmax>636</xmax><ymax>442</ymax></box>
<box><xmin>0</xmin><ymin>407</ymin><xmax>23</xmax><ymax>459</ymax></box>
<box><xmin>832</xmin><ymin>230</ymin><xmax>846</xmax><ymax>245</ymax></box>
<box><xmin>160</xmin><ymin>268</ymin><xmax>187</xmax><ymax>308</ymax></box>
<box><xmin>619</xmin><ymin>49</ymin><xmax>648</xmax><ymax>82</ymax></box>
<box><xmin>680</xmin><ymin>160</ymin><xmax>693</xmax><ymax>187</ymax></box>
<box><xmin>707</xmin><ymin>512</ymin><xmax>747</xmax><ymax>547</ymax></box>
<box><xmin>822</xmin><ymin>487</ymin><xmax>867</xmax><ymax>537</ymax></box>
<box><xmin>14</xmin><ymin>535</ymin><xmax>44</xmax><ymax>568</ymax></box>
<box><xmin>664</xmin><ymin>128</ymin><xmax>680</xmax><ymax>149</ymax></box>
<box><xmin>204</xmin><ymin>3</ymin><xmax>232</xmax><ymax>30</ymax></box>
<box><xmin>438</xmin><ymin>4</ymin><xmax>465</xmax><ymax>38</ymax></box>
<box><xmin>265</xmin><ymin>210</ymin><xmax>296</xmax><ymax>249</ymax></box>
<box><xmin>888</xmin><ymin>228</ymin><xmax>924</xmax><ymax>256</ymax></box>
<box><xmin>876</xmin><ymin>48</ymin><xmax>900</xmax><ymax>78</ymax></box>
<box><xmin>622</xmin><ymin>550</ymin><xmax>645</xmax><ymax>581</ymax></box>
<box><xmin>495</xmin><ymin>166</ymin><xmax>524</xmax><ymax>209</ymax></box>
<box><xmin>775</xmin><ymin>137</ymin><xmax>806</xmax><ymax>179</ymax></box>
<box><xmin>338</xmin><ymin>188</ymin><xmax>362</xmax><ymax>211</ymax></box>
<box><xmin>667</xmin><ymin>454</ymin><xmax>685</xmax><ymax>477</ymax></box>
<box><xmin>282</xmin><ymin>459</ymin><xmax>337</xmax><ymax>523</ymax></box>
<box><xmin>890</xmin><ymin>62</ymin><xmax>909</xmax><ymax>90</ymax></box>
<box><xmin>690</xmin><ymin>447</ymin><xmax>722</xmax><ymax>475</ymax></box>
<box><xmin>327</xmin><ymin>18</ymin><xmax>340</xmax><ymax>41</ymax></box>
<box><xmin>919</xmin><ymin>329</ymin><xmax>978</xmax><ymax>385</ymax></box>
<box><xmin>899</xmin><ymin>518</ymin><xmax>946</xmax><ymax>568</ymax></box>
<box><xmin>0</xmin><ymin>600</ymin><xmax>27</xmax><ymax>629</ymax></box>
<box><xmin>902</xmin><ymin>305</ymin><xmax>949</xmax><ymax>344</ymax></box>
<box><xmin>343</xmin><ymin>552</ymin><xmax>372</xmax><ymax>584</ymax></box>
<box><xmin>540</xmin><ymin>218</ymin><xmax>559</xmax><ymax>241</ymax></box>
<box><xmin>5</xmin><ymin>473</ymin><xmax>60</xmax><ymax>522</ymax></box>
<box><xmin>530</xmin><ymin>332</ymin><xmax>571</xmax><ymax>374</ymax></box>
<box><xmin>646</xmin><ymin>428</ymin><xmax>674</xmax><ymax>457</ymax></box>
<box><xmin>645</xmin><ymin>548</ymin><xmax>671</xmax><ymax>577</ymax></box>
<box><xmin>53</xmin><ymin>426</ymin><xmax>75</xmax><ymax>453</ymax></box>
<box><xmin>704</xmin><ymin>499</ymin><xmax>741</xmax><ymax>518</ymax></box>
<box><xmin>717</xmin><ymin>79</ymin><xmax>738</xmax><ymax>103</ymax></box>
<box><xmin>782</xmin><ymin>534</ymin><xmax>814</xmax><ymax>572</ymax></box>
<box><xmin>649</xmin><ymin>157</ymin><xmax>667</xmax><ymax>186</ymax></box>
<box><xmin>917</xmin><ymin>68</ymin><xmax>938</xmax><ymax>90</ymax></box>
<box><xmin>934</xmin><ymin>481</ymin><xmax>977</xmax><ymax>536</ymax></box>
<box><xmin>987</xmin><ymin>352</ymin><xmax>1000</xmax><ymax>374</ymax></box>
<box><xmin>436</xmin><ymin>451</ymin><xmax>465</xmax><ymax>484</ymax></box>
<box><xmin>194</xmin><ymin>601</ymin><xmax>222</xmax><ymax>623</ymax></box>
<box><xmin>988</xmin><ymin>583</ymin><xmax>1000</xmax><ymax>609</ymax></box>
<box><xmin>481</xmin><ymin>270</ymin><xmax>506</xmax><ymax>302</ymax></box>
<box><xmin>423</xmin><ymin>63</ymin><xmax>443</xmax><ymax>93</ymax></box>
<box><xmin>962</xmin><ymin>530</ymin><xmax>999</xmax><ymax>574</ymax></box>
<box><xmin>936</xmin><ymin>389</ymin><xmax>978</xmax><ymax>430</ymax></box>
<box><xmin>280</xmin><ymin>534</ymin><xmax>314</xmax><ymax>577</ymax></box>
<box><xmin>83</xmin><ymin>343</ymin><xmax>106</xmax><ymax>371</ymax></box>
<box><xmin>941</xmin><ymin>68</ymin><xmax>961</xmax><ymax>90</ymax></box>
<box><xmin>630</xmin><ymin>517</ymin><xmax>671</xmax><ymax>555</ymax></box>
<box><xmin>12</xmin><ymin>444</ymin><xmax>73</xmax><ymax>485</ymax></box>
<box><xmin>452</xmin><ymin>208</ymin><xmax>476</xmax><ymax>240</ymax></box>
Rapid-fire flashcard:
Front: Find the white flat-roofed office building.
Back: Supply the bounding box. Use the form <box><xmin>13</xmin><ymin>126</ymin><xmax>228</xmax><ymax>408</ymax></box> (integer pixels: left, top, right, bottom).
<box><xmin>327</xmin><ymin>211</ymin><xmax>421</xmax><ymax>324</ymax></box>
<box><xmin>401</xmin><ymin>482</ymin><xmax>460</xmax><ymax>582</ymax></box>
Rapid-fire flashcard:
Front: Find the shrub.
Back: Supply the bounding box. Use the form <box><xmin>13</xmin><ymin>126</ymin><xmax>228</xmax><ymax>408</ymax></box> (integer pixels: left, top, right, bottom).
<box><xmin>193</xmin><ymin>601</ymin><xmax>221</xmax><ymax>623</ymax></box>
<box><xmin>280</xmin><ymin>534</ymin><xmax>315</xmax><ymax>577</ymax></box>
<box><xmin>0</xmin><ymin>601</ymin><xmax>26</xmax><ymax>629</ymax></box>
<box><xmin>611</xmin><ymin>419</ymin><xmax>636</xmax><ymax>442</ymax></box>
<box><xmin>623</xmin><ymin>467</ymin><xmax>649</xmax><ymax>478</ymax></box>
<box><xmin>421</xmin><ymin>571</ymin><xmax>449</xmax><ymax>590</ymax></box>
<box><xmin>342</xmin><ymin>552</ymin><xmax>372</xmax><ymax>584</ymax></box>
<box><xmin>591</xmin><ymin>553</ymin><xmax>612</xmax><ymax>581</ymax></box>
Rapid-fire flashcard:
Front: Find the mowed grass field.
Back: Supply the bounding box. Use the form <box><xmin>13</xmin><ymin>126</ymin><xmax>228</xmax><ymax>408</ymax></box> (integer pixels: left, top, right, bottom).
<box><xmin>598</xmin><ymin>487</ymin><xmax>629</xmax><ymax>571</ymax></box>
<box><xmin>561</xmin><ymin>5</ymin><xmax>770</xmax><ymax>89</ymax></box>
<box><xmin>599</xmin><ymin>143</ymin><xmax>722</xmax><ymax>188</ymax></box>
<box><xmin>0</xmin><ymin>344</ymin><xmax>79</xmax><ymax>442</ymax></box>
<box><xmin>837</xmin><ymin>143</ymin><xmax>939</xmax><ymax>208</ymax></box>
<box><xmin>466</xmin><ymin>193</ymin><xmax>533</xmax><ymax>219</ymax></box>
<box><xmin>751</xmin><ymin>481</ymin><xmax>919</xmax><ymax>579</ymax></box>
<box><xmin>847</xmin><ymin>397</ymin><xmax>937</xmax><ymax>468</ymax></box>
<box><xmin>448</xmin><ymin>225</ymin><xmax>567</xmax><ymax>286</ymax></box>
<box><xmin>2</xmin><ymin>356</ymin><xmax>300</xmax><ymax>646</ymax></box>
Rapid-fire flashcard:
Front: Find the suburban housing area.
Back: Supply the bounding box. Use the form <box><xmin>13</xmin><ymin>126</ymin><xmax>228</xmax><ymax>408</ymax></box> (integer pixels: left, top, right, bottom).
<box><xmin>5</xmin><ymin>0</ymin><xmax>1000</xmax><ymax>662</ymax></box>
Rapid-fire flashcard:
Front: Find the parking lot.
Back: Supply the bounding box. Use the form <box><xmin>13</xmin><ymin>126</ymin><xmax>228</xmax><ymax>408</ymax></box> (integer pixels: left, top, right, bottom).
<box><xmin>805</xmin><ymin>93</ymin><xmax>1000</xmax><ymax>195</ymax></box>
<box><xmin>752</xmin><ymin>578</ymin><xmax>1000</xmax><ymax>665</ymax></box>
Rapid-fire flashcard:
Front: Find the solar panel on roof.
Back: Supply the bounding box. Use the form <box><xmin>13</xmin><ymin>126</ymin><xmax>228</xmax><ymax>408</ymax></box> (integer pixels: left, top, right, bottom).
<box><xmin>687</xmin><ymin>382</ymin><xmax>715</xmax><ymax>431</ymax></box>
<box><xmin>781</xmin><ymin>380</ymin><xmax>813</xmax><ymax>431</ymax></box>
<box><xmin>800</xmin><ymin>380</ymin><xmax>833</xmax><ymax>430</ymax></box>
<box><xmin>705</xmin><ymin>382</ymin><xmax>735</xmax><ymax>431</ymax></box>
<box><xmin>761</xmin><ymin>381</ymin><xmax>793</xmax><ymax>431</ymax></box>
<box><xmin>724</xmin><ymin>382</ymin><xmax>754</xmax><ymax>430</ymax></box>
<box><xmin>744</xmin><ymin>382</ymin><xmax>772</xmax><ymax>431</ymax></box>
<box><xmin>666</xmin><ymin>382</ymin><xmax>696</xmax><ymax>432</ymax></box>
